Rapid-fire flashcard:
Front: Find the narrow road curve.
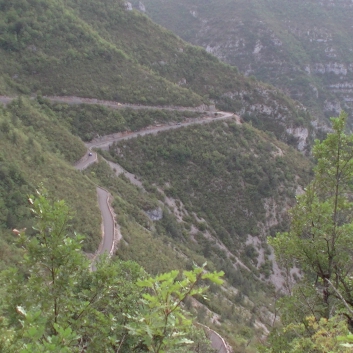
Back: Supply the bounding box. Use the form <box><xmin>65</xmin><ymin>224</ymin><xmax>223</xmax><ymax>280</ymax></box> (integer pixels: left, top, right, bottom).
<box><xmin>197</xmin><ymin>323</ymin><xmax>231</xmax><ymax>353</ymax></box>
<box><xmin>208</xmin><ymin>330</ymin><xmax>230</xmax><ymax>353</ymax></box>
<box><xmin>74</xmin><ymin>153</ymin><xmax>119</xmax><ymax>258</ymax></box>
<box><xmin>87</xmin><ymin>111</ymin><xmax>238</xmax><ymax>150</ymax></box>
<box><xmin>96</xmin><ymin>187</ymin><xmax>116</xmax><ymax>255</ymax></box>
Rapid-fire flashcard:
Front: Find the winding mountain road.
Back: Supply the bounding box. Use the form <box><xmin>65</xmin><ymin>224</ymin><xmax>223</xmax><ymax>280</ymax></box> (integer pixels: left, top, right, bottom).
<box><xmin>96</xmin><ymin>187</ymin><xmax>116</xmax><ymax>255</ymax></box>
<box><xmin>74</xmin><ymin>151</ymin><xmax>119</xmax><ymax>258</ymax></box>
<box><xmin>86</xmin><ymin>111</ymin><xmax>237</xmax><ymax>150</ymax></box>
<box><xmin>1</xmin><ymin>95</ymin><xmax>234</xmax><ymax>353</ymax></box>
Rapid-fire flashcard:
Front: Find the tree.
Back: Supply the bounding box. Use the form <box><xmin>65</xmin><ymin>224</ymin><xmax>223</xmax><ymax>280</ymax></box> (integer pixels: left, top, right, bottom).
<box><xmin>0</xmin><ymin>190</ymin><xmax>222</xmax><ymax>352</ymax></box>
<box><xmin>266</xmin><ymin>111</ymin><xmax>353</xmax><ymax>350</ymax></box>
<box><xmin>262</xmin><ymin>315</ymin><xmax>351</xmax><ymax>353</ymax></box>
<box><xmin>0</xmin><ymin>190</ymin><xmax>144</xmax><ymax>352</ymax></box>
<box><xmin>126</xmin><ymin>265</ymin><xmax>223</xmax><ymax>353</ymax></box>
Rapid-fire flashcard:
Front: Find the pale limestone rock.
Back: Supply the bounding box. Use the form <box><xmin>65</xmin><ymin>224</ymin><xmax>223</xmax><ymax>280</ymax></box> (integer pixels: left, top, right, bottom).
<box><xmin>253</xmin><ymin>40</ymin><xmax>263</xmax><ymax>54</ymax></box>
<box><xmin>146</xmin><ymin>208</ymin><xmax>163</xmax><ymax>221</ymax></box>
<box><xmin>324</xmin><ymin>100</ymin><xmax>342</xmax><ymax>114</ymax></box>
<box><xmin>139</xmin><ymin>1</ymin><xmax>146</xmax><ymax>12</ymax></box>
<box><xmin>125</xmin><ymin>2</ymin><xmax>132</xmax><ymax>11</ymax></box>
<box><xmin>285</xmin><ymin>127</ymin><xmax>309</xmax><ymax>152</ymax></box>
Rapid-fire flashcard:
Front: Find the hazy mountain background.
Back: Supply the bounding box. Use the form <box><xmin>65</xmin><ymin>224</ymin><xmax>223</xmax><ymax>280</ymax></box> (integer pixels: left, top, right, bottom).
<box><xmin>131</xmin><ymin>0</ymin><xmax>353</xmax><ymax>124</ymax></box>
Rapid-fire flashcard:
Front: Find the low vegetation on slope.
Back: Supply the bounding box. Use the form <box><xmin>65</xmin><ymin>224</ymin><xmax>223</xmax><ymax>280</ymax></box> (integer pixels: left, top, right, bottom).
<box><xmin>100</xmin><ymin>120</ymin><xmax>312</xmax><ymax>348</ymax></box>
<box><xmin>0</xmin><ymin>0</ymin><xmax>314</xmax><ymax>147</ymax></box>
<box><xmin>0</xmin><ymin>98</ymin><xmax>101</xmax><ymax>256</ymax></box>
<box><xmin>86</xmin><ymin>158</ymin><xmax>271</xmax><ymax>352</ymax></box>
<box><xmin>40</xmin><ymin>99</ymin><xmax>201</xmax><ymax>141</ymax></box>
<box><xmin>0</xmin><ymin>0</ymin><xmax>203</xmax><ymax>106</ymax></box>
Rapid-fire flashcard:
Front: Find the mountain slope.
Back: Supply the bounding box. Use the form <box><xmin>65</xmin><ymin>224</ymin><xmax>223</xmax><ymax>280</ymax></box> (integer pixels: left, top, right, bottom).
<box><xmin>106</xmin><ymin>119</ymin><xmax>311</xmax><ymax>285</ymax></box>
<box><xmin>0</xmin><ymin>98</ymin><xmax>101</xmax><ymax>258</ymax></box>
<box><xmin>0</xmin><ymin>0</ymin><xmax>315</xmax><ymax>148</ymax></box>
<box><xmin>0</xmin><ymin>0</ymin><xmax>203</xmax><ymax>106</ymax></box>
<box><xmin>0</xmin><ymin>1</ymin><xmax>323</xmax><ymax>350</ymax></box>
<box><xmin>134</xmin><ymin>0</ymin><xmax>353</xmax><ymax>122</ymax></box>
<box><xmin>100</xmin><ymin>116</ymin><xmax>312</xmax><ymax>349</ymax></box>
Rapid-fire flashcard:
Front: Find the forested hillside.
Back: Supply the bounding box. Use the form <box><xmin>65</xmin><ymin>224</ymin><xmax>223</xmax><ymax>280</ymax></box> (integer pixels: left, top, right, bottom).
<box><xmin>106</xmin><ymin>118</ymin><xmax>311</xmax><ymax>292</ymax></box>
<box><xmin>0</xmin><ymin>0</ymin><xmax>315</xmax><ymax>148</ymax></box>
<box><xmin>0</xmin><ymin>0</ymin><xmax>340</xmax><ymax>352</ymax></box>
<box><xmin>0</xmin><ymin>97</ymin><xmax>101</xmax><ymax>259</ymax></box>
<box><xmin>135</xmin><ymin>0</ymin><xmax>353</xmax><ymax>123</ymax></box>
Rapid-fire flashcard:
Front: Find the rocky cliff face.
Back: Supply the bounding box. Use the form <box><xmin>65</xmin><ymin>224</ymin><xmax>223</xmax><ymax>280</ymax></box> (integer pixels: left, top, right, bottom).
<box><xmin>135</xmin><ymin>0</ymin><xmax>353</xmax><ymax>123</ymax></box>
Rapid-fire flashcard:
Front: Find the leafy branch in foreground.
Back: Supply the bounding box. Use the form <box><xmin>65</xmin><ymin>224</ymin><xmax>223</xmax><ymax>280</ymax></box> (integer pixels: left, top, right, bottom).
<box><xmin>265</xmin><ymin>111</ymin><xmax>353</xmax><ymax>351</ymax></box>
<box><xmin>126</xmin><ymin>265</ymin><xmax>224</xmax><ymax>353</ymax></box>
<box><xmin>0</xmin><ymin>190</ymin><xmax>221</xmax><ymax>352</ymax></box>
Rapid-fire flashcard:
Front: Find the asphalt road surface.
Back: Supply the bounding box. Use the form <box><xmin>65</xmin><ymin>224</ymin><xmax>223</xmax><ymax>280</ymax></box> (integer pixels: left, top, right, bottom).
<box><xmin>96</xmin><ymin>187</ymin><xmax>115</xmax><ymax>255</ymax></box>
<box><xmin>86</xmin><ymin>111</ymin><xmax>237</xmax><ymax>150</ymax></box>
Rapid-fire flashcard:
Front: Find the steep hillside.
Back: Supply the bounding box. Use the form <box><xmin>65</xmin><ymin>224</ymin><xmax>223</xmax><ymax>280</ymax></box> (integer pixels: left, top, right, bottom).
<box><xmin>0</xmin><ymin>98</ymin><xmax>101</xmax><ymax>261</ymax></box>
<box><xmin>0</xmin><ymin>0</ymin><xmax>315</xmax><ymax>148</ymax></box>
<box><xmin>87</xmin><ymin>116</ymin><xmax>312</xmax><ymax>350</ymax></box>
<box><xmin>0</xmin><ymin>94</ymin><xmax>314</xmax><ymax>350</ymax></box>
<box><xmin>134</xmin><ymin>0</ymin><xmax>353</xmax><ymax>122</ymax></box>
<box><xmin>106</xmin><ymin>120</ymin><xmax>311</xmax><ymax>276</ymax></box>
<box><xmin>0</xmin><ymin>1</ymin><xmax>322</xmax><ymax>351</ymax></box>
<box><xmin>0</xmin><ymin>0</ymin><xmax>203</xmax><ymax>106</ymax></box>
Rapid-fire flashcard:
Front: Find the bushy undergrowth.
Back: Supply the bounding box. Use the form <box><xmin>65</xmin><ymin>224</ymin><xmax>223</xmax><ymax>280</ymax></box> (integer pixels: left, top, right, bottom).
<box><xmin>107</xmin><ymin>121</ymin><xmax>311</xmax><ymax>265</ymax></box>
<box><xmin>0</xmin><ymin>98</ymin><xmax>101</xmax><ymax>254</ymax></box>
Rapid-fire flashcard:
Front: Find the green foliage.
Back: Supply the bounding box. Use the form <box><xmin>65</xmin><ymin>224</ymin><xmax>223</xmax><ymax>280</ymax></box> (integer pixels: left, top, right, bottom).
<box><xmin>126</xmin><ymin>264</ymin><xmax>223</xmax><ymax>352</ymax></box>
<box><xmin>262</xmin><ymin>315</ymin><xmax>351</xmax><ymax>353</ymax></box>
<box><xmin>0</xmin><ymin>191</ymin><xmax>142</xmax><ymax>352</ymax></box>
<box><xmin>271</xmin><ymin>111</ymin><xmax>353</xmax><ymax>317</ymax></box>
<box><xmin>0</xmin><ymin>98</ymin><xmax>100</xmax><ymax>252</ymax></box>
<box><xmin>267</xmin><ymin>111</ymin><xmax>353</xmax><ymax>349</ymax></box>
<box><xmin>0</xmin><ymin>192</ymin><xmax>220</xmax><ymax>352</ymax></box>
<box><xmin>338</xmin><ymin>333</ymin><xmax>353</xmax><ymax>349</ymax></box>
